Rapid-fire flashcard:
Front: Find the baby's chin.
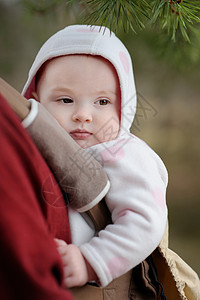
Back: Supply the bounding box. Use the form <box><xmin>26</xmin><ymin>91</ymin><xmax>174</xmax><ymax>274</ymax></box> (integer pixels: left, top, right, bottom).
<box><xmin>74</xmin><ymin>137</ymin><xmax>101</xmax><ymax>149</ymax></box>
<box><xmin>75</xmin><ymin>136</ymin><xmax>119</xmax><ymax>149</ymax></box>
<box><xmin>74</xmin><ymin>139</ymin><xmax>95</xmax><ymax>149</ymax></box>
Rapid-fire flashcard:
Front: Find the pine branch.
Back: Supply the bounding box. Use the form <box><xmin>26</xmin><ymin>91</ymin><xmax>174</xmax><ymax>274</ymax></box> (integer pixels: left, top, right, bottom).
<box><xmin>68</xmin><ymin>0</ymin><xmax>200</xmax><ymax>43</ymax></box>
<box><xmin>23</xmin><ymin>0</ymin><xmax>200</xmax><ymax>44</ymax></box>
<box><xmin>68</xmin><ymin>0</ymin><xmax>150</xmax><ymax>33</ymax></box>
<box><xmin>22</xmin><ymin>0</ymin><xmax>200</xmax><ymax>42</ymax></box>
<box><xmin>150</xmin><ymin>0</ymin><xmax>200</xmax><ymax>42</ymax></box>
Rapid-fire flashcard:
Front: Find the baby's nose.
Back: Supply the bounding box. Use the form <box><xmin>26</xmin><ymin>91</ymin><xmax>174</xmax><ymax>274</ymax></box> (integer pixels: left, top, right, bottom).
<box><xmin>72</xmin><ymin>109</ymin><xmax>92</xmax><ymax>123</ymax></box>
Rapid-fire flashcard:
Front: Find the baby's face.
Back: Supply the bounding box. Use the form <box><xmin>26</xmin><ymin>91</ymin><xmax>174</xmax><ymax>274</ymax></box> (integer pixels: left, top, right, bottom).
<box><xmin>36</xmin><ymin>55</ymin><xmax>121</xmax><ymax>148</ymax></box>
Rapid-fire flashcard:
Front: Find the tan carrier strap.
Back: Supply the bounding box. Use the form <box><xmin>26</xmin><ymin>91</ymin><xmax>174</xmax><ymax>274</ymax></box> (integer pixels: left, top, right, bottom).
<box><xmin>86</xmin><ymin>198</ymin><xmax>112</xmax><ymax>233</ymax></box>
<box><xmin>0</xmin><ymin>78</ymin><xmax>30</xmax><ymax>120</ymax></box>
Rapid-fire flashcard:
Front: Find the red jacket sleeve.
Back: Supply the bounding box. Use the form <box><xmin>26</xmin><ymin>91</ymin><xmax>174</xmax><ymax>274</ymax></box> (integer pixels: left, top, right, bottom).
<box><xmin>0</xmin><ymin>93</ymin><xmax>73</xmax><ymax>299</ymax></box>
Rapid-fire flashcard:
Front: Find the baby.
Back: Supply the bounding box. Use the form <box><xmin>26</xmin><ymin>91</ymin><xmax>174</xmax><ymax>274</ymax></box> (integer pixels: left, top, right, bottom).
<box><xmin>22</xmin><ymin>25</ymin><xmax>168</xmax><ymax>289</ymax></box>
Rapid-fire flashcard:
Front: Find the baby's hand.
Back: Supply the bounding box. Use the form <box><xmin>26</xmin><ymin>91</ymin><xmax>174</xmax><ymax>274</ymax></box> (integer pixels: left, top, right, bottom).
<box><xmin>54</xmin><ymin>239</ymin><xmax>97</xmax><ymax>288</ymax></box>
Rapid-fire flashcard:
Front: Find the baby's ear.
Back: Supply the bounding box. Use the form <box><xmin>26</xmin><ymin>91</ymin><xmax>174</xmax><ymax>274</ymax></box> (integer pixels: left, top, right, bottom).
<box><xmin>31</xmin><ymin>91</ymin><xmax>39</xmax><ymax>101</ymax></box>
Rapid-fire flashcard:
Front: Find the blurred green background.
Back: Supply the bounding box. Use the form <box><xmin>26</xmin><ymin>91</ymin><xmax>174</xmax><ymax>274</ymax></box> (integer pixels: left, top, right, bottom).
<box><xmin>1</xmin><ymin>0</ymin><xmax>199</xmax><ymax>276</ymax></box>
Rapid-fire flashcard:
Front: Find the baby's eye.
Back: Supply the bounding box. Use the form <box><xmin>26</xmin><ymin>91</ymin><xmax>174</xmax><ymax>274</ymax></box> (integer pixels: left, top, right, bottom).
<box><xmin>96</xmin><ymin>99</ymin><xmax>110</xmax><ymax>105</ymax></box>
<box><xmin>59</xmin><ymin>98</ymin><xmax>73</xmax><ymax>104</ymax></box>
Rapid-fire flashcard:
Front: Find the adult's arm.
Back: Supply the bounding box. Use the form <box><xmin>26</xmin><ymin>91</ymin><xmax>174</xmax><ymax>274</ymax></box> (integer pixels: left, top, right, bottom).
<box><xmin>0</xmin><ymin>93</ymin><xmax>73</xmax><ymax>299</ymax></box>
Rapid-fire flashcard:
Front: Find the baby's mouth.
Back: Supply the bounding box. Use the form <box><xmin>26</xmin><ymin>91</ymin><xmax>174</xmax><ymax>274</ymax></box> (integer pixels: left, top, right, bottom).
<box><xmin>70</xmin><ymin>129</ymin><xmax>92</xmax><ymax>140</ymax></box>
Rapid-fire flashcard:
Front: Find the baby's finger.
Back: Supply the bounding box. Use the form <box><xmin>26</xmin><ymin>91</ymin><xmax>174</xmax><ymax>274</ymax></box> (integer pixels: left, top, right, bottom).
<box><xmin>56</xmin><ymin>246</ymin><xmax>68</xmax><ymax>257</ymax></box>
<box><xmin>63</xmin><ymin>265</ymin><xmax>73</xmax><ymax>278</ymax></box>
<box><xmin>63</xmin><ymin>274</ymin><xmax>85</xmax><ymax>289</ymax></box>
<box><xmin>63</xmin><ymin>276</ymin><xmax>74</xmax><ymax>288</ymax></box>
<box><xmin>54</xmin><ymin>238</ymin><xmax>68</xmax><ymax>247</ymax></box>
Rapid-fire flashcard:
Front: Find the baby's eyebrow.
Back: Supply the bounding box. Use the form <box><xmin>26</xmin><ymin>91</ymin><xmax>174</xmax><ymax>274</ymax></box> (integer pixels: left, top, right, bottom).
<box><xmin>50</xmin><ymin>86</ymin><xmax>74</xmax><ymax>94</ymax></box>
<box><xmin>51</xmin><ymin>86</ymin><xmax>74</xmax><ymax>93</ymax></box>
<box><xmin>97</xmin><ymin>90</ymin><xmax>118</xmax><ymax>96</ymax></box>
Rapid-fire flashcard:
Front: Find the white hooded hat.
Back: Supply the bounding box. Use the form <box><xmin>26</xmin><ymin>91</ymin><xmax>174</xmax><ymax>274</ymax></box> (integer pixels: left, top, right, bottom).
<box><xmin>22</xmin><ymin>25</ymin><xmax>137</xmax><ymax>133</ymax></box>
